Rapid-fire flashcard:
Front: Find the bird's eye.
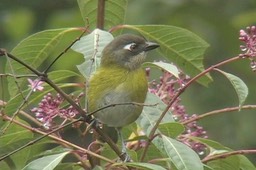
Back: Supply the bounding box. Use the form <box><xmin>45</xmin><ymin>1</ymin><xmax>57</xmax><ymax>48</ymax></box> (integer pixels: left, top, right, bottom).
<box><xmin>123</xmin><ymin>43</ymin><xmax>137</xmax><ymax>51</ymax></box>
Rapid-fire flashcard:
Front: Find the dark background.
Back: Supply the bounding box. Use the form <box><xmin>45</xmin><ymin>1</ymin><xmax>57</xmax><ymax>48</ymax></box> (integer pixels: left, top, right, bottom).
<box><xmin>1</xmin><ymin>0</ymin><xmax>256</xmax><ymax>163</ymax></box>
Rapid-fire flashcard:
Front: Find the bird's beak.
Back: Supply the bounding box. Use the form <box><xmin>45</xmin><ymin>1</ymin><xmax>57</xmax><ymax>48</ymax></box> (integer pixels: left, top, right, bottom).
<box><xmin>144</xmin><ymin>42</ymin><xmax>159</xmax><ymax>51</ymax></box>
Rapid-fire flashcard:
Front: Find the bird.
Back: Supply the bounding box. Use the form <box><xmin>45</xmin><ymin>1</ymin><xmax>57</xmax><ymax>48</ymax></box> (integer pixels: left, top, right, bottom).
<box><xmin>87</xmin><ymin>34</ymin><xmax>159</xmax><ymax>160</ymax></box>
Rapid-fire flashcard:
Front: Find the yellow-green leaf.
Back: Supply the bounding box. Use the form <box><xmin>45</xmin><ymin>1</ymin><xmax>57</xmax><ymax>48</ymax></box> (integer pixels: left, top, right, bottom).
<box><xmin>77</xmin><ymin>0</ymin><xmax>127</xmax><ymax>30</ymax></box>
<box><xmin>72</xmin><ymin>29</ymin><xmax>113</xmax><ymax>78</ymax></box>
<box><xmin>6</xmin><ymin>28</ymin><xmax>80</xmax><ymax>97</ymax></box>
<box><xmin>22</xmin><ymin>151</ymin><xmax>70</xmax><ymax>170</ymax></box>
<box><xmin>216</xmin><ymin>69</ymin><xmax>248</xmax><ymax>109</ymax></box>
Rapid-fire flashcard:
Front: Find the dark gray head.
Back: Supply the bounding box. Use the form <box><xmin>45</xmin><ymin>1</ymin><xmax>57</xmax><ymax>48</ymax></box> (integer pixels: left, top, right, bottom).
<box><xmin>101</xmin><ymin>34</ymin><xmax>159</xmax><ymax>70</ymax></box>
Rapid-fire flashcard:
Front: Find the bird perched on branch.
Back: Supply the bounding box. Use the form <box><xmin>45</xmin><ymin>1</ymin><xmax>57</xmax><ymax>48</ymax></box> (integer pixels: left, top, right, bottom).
<box><xmin>88</xmin><ymin>34</ymin><xmax>159</xmax><ymax>160</ymax></box>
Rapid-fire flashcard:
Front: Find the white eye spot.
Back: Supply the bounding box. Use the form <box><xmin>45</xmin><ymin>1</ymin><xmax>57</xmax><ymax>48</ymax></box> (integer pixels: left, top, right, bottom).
<box><xmin>123</xmin><ymin>43</ymin><xmax>137</xmax><ymax>51</ymax></box>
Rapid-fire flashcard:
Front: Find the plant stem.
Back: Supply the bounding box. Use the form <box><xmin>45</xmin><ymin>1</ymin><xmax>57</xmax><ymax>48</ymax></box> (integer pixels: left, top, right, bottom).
<box><xmin>1</xmin><ymin>86</ymin><xmax>35</xmax><ymax>134</ymax></box>
<box><xmin>0</xmin><ymin>49</ymin><xmax>43</xmax><ymax>76</ymax></box>
<box><xmin>0</xmin><ymin>73</ymin><xmax>37</xmax><ymax>78</ymax></box>
<box><xmin>97</xmin><ymin>0</ymin><xmax>105</xmax><ymax>29</ymax></box>
<box><xmin>88</xmin><ymin>102</ymin><xmax>158</xmax><ymax>116</ymax></box>
<box><xmin>202</xmin><ymin>149</ymin><xmax>256</xmax><ymax>163</ymax></box>
<box><xmin>43</xmin><ymin>27</ymin><xmax>88</xmax><ymax>73</ymax></box>
<box><xmin>182</xmin><ymin>105</ymin><xmax>256</xmax><ymax>125</ymax></box>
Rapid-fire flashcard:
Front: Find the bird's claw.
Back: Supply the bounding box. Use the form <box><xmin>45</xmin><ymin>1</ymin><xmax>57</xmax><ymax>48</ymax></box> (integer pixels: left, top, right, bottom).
<box><xmin>120</xmin><ymin>152</ymin><xmax>131</xmax><ymax>162</ymax></box>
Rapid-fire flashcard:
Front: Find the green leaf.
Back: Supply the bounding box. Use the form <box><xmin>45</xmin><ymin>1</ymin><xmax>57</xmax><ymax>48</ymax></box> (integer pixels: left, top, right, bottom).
<box><xmin>0</xmin><ymin>130</ymin><xmax>32</xmax><ymax>156</ymax></box>
<box><xmin>191</xmin><ymin>137</ymin><xmax>256</xmax><ymax>169</ymax></box>
<box><xmin>101</xmin><ymin>143</ymin><xmax>120</xmax><ymax>161</ymax></box>
<box><xmin>207</xmin><ymin>156</ymin><xmax>240</xmax><ymax>170</ymax></box>
<box><xmin>0</xmin><ymin>120</ymin><xmax>32</xmax><ymax>150</ymax></box>
<box><xmin>124</xmin><ymin>25</ymin><xmax>211</xmax><ymax>86</ymax></box>
<box><xmin>207</xmin><ymin>154</ymin><xmax>256</xmax><ymax>170</ymax></box>
<box><xmin>34</xmin><ymin>146</ymin><xmax>71</xmax><ymax>158</ymax></box>
<box><xmin>101</xmin><ymin>142</ymin><xmax>138</xmax><ymax>162</ymax></box>
<box><xmin>162</xmin><ymin>135</ymin><xmax>204</xmax><ymax>170</ymax></box>
<box><xmin>22</xmin><ymin>151</ymin><xmax>70</xmax><ymax>170</ymax></box>
<box><xmin>55</xmin><ymin>163</ymin><xmax>80</xmax><ymax>170</ymax></box>
<box><xmin>72</xmin><ymin>29</ymin><xmax>113</xmax><ymax>78</ymax></box>
<box><xmin>136</xmin><ymin>93</ymin><xmax>174</xmax><ymax>160</ymax></box>
<box><xmin>204</xmin><ymin>164</ymin><xmax>214</xmax><ymax>170</ymax></box>
<box><xmin>124</xmin><ymin>162</ymin><xmax>166</xmax><ymax>170</ymax></box>
<box><xmin>238</xmin><ymin>155</ymin><xmax>256</xmax><ymax>170</ymax></box>
<box><xmin>48</xmin><ymin>70</ymin><xmax>82</xmax><ymax>83</ymax></box>
<box><xmin>158</xmin><ymin>122</ymin><xmax>185</xmax><ymax>138</ymax></box>
<box><xmin>144</xmin><ymin>61</ymin><xmax>180</xmax><ymax>78</ymax></box>
<box><xmin>137</xmin><ymin>144</ymin><xmax>166</xmax><ymax>164</ymax></box>
<box><xmin>136</xmin><ymin>92</ymin><xmax>174</xmax><ymax>135</ymax></box>
<box><xmin>0</xmin><ymin>119</ymin><xmax>34</xmax><ymax>169</ymax></box>
<box><xmin>77</xmin><ymin>0</ymin><xmax>127</xmax><ymax>29</ymax></box>
<box><xmin>6</xmin><ymin>28</ymin><xmax>80</xmax><ymax>97</ymax></box>
<box><xmin>92</xmin><ymin>165</ymin><xmax>104</xmax><ymax>170</ymax></box>
<box><xmin>0</xmin><ymin>120</ymin><xmax>55</xmax><ymax>170</ymax></box>
<box><xmin>216</xmin><ymin>69</ymin><xmax>248</xmax><ymax>108</ymax></box>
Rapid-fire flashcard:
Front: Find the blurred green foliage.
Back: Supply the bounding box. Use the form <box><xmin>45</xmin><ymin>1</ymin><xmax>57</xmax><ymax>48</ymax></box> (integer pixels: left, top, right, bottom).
<box><xmin>1</xmin><ymin>0</ymin><xmax>256</xmax><ymax>162</ymax></box>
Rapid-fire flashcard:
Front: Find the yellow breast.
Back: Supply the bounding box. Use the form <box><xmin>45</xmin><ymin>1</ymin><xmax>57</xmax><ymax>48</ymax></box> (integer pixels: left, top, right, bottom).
<box><xmin>87</xmin><ymin>66</ymin><xmax>148</xmax><ymax>127</ymax></box>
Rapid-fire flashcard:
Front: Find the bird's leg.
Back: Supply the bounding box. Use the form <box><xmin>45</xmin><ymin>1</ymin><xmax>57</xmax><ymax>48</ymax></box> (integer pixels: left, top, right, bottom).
<box><xmin>116</xmin><ymin>127</ymin><xmax>131</xmax><ymax>162</ymax></box>
<box><xmin>118</xmin><ymin>129</ymin><xmax>126</xmax><ymax>153</ymax></box>
<box><xmin>82</xmin><ymin>118</ymin><xmax>97</xmax><ymax>136</ymax></box>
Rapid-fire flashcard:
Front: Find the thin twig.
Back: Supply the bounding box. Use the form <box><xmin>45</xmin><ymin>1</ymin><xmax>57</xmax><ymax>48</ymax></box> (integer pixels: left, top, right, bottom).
<box><xmin>97</xmin><ymin>0</ymin><xmax>105</xmax><ymax>29</ymax></box>
<box><xmin>0</xmin><ymin>73</ymin><xmax>37</xmax><ymax>78</ymax></box>
<box><xmin>2</xmin><ymin>50</ymin><xmax>35</xmax><ymax>133</ymax></box>
<box><xmin>19</xmin><ymin>110</ymin><xmax>43</xmax><ymax>127</ymax></box>
<box><xmin>0</xmin><ymin>100</ymin><xmax>43</xmax><ymax>127</ymax></box>
<box><xmin>0</xmin><ymin>78</ymin><xmax>5</xmax><ymax>115</ymax></box>
<box><xmin>5</xmin><ymin>51</ymin><xmax>27</xmax><ymax>105</ymax></box>
<box><xmin>43</xmin><ymin>27</ymin><xmax>89</xmax><ymax>73</ymax></box>
<box><xmin>42</xmin><ymin>78</ymin><xmax>87</xmax><ymax>116</ymax></box>
<box><xmin>1</xmin><ymin>83</ymin><xmax>37</xmax><ymax>134</ymax></box>
<box><xmin>87</xmin><ymin>15</ymin><xmax>103</xmax><ymax>167</ymax></box>
<box><xmin>0</xmin><ymin>49</ymin><xmax>43</xmax><ymax>76</ymax></box>
<box><xmin>88</xmin><ymin>102</ymin><xmax>158</xmax><ymax>116</ymax></box>
<box><xmin>182</xmin><ymin>105</ymin><xmax>256</xmax><ymax>125</ymax></box>
<box><xmin>86</xmin><ymin>30</ymin><xmax>101</xmax><ymax>110</ymax></box>
<box><xmin>202</xmin><ymin>149</ymin><xmax>256</xmax><ymax>163</ymax></box>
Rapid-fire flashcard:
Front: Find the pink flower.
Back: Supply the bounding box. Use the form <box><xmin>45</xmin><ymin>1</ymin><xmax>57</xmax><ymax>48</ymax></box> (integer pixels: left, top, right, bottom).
<box><xmin>239</xmin><ymin>26</ymin><xmax>256</xmax><ymax>57</ymax></box>
<box><xmin>28</xmin><ymin>79</ymin><xmax>44</xmax><ymax>92</ymax></box>
<box><xmin>239</xmin><ymin>26</ymin><xmax>256</xmax><ymax>71</ymax></box>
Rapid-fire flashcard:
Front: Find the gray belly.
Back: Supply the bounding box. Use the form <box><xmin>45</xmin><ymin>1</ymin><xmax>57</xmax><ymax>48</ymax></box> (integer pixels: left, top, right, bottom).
<box><xmin>94</xmin><ymin>91</ymin><xmax>143</xmax><ymax>127</ymax></box>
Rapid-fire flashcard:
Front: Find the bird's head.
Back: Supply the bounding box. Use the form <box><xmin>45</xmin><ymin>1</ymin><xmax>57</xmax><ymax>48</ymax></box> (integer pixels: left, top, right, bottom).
<box><xmin>101</xmin><ymin>34</ymin><xmax>159</xmax><ymax>70</ymax></box>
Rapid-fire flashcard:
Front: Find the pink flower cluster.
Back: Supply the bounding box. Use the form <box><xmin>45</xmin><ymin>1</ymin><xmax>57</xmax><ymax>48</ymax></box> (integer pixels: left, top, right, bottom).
<box><xmin>239</xmin><ymin>26</ymin><xmax>256</xmax><ymax>71</ymax></box>
<box><xmin>239</xmin><ymin>26</ymin><xmax>256</xmax><ymax>57</ymax></box>
<box><xmin>31</xmin><ymin>93</ymin><xmax>84</xmax><ymax>129</ymax></box>
<box><xmin>147</xmin><ymin>69</ymin><xmax>207</xmax><ymax>155</ymax></box>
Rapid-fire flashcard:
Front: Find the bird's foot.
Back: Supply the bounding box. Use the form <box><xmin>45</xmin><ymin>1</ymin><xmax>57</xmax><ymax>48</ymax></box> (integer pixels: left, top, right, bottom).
<box><xmin>120</xmin><ymin>152</ymin><xmax>132</xmax><ymax>162</ymax></box>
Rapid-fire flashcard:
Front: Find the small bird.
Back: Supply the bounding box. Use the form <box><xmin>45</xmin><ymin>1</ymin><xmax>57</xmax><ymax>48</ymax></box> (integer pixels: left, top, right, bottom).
<box><xmin>88</xmin><ymin>34</ymin><xmax>159</xmax><ymax>159</ymax></box>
